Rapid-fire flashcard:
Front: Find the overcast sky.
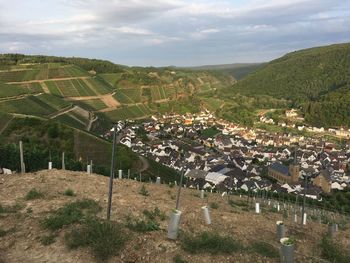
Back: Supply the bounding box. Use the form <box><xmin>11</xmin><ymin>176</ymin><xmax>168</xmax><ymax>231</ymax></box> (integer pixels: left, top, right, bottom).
<box><xmin>0</xmin><ymin>0</ymin><xmax>349</xmax><ymax>66</ymax></box>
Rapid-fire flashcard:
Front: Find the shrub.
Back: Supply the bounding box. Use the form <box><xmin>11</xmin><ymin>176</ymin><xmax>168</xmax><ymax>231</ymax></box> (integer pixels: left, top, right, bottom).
<box><xmin>40</xmin><ymin>234</ymin><xmax>56</xmax><ymax>246</ymax></box>
<box><xmin>228</xmin><ymin>199</ymin><xmax>248</xmax><ymax>208</ymax></box>
<box><xmin>42</xmin><ymin>199</ymin><xmax>101</xmax><ymax>231</ymax></box>
<box><xmin>182</xmin><ymin>232</ymin><xmax>242</xmax><ymax>254</ymax></box>
<box><xmin>0</xmin><ymin>228</ymin><xmax>6</xmax><ymax>237</ymax></box>
<box><xmin>173</xmin><ymin>254</ymin><xmax>187</xmax><ymax>263</ymax></box>
<box><xmin>143</xmin><ymin>207</ymin><xmax>166</xmax><ymax>221</ymax></box>
<box><xmin>210</xmin><ymin>202</ymin><xmax>219</xmax><ymax>209</ymax></box>
<box><xmin>320</xmin><ymin>235</ymin><xmax>350</xmax><ymax>263</ymax></box>
<box><xmin>63</xmin><ymin>189</ymin><xmax>75</xmax><ymax>196</ymax></box>
<box><xmin>65</xmin><ymin>219</ymin><xmax>127</xmax><ymax>261</ymax></box>
<box><xmin>25</xmin><ymin>188</ymin><xmax>44</xmax><ymax>200</ymax></box>
<box><xmin>125</xmin><ymin>216</ymin><xmax>160</xmax><ymax>232</ymax></box>
<box><xmin>139</xmin><ymin>185</ymin><xmax>149</xmax><ymax>196</ymax></box>
<box><xmin>0</xmin><ymin>203</ymin><xmax>23</xmax><ymax>214</ymax></box>
<box><xmin>250</xmin><ymin>241</ymin><xmax>279</xmax><ymax>258</ymax></box>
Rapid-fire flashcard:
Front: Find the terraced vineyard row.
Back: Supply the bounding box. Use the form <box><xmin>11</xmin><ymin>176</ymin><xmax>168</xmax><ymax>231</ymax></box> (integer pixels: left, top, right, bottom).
<box><xmin>0</xmin><ymin>64</ymin><xmax>89</xmax><ymax>82</ymax></box>
<box><xmin>75</xmin><ymin>99</ymin><xmax>108</xmax><ymax>111</ymax></box>
<box><xmin>104</xmin><ymin>104</ymin><xmax>152</xmax><ymax>121</ymax></box>
<box><xmin>0</xmin><ymin>94</ymin><xmax>70</xmax><ymax>116</ymax></box>
<box><xmin>44</xmin><ymin>77</ymin><xmax>111</xmax><ymax>97</ymax></box>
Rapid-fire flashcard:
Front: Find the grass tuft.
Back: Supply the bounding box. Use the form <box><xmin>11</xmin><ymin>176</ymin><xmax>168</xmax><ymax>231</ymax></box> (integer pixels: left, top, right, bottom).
<box><xmin>65</xmin><ymin>219</ymin><xmax>126</xmax><ymax>261</ymax></box>
<box><xmin>250</xmin><ymin>241</ymin><xmax>279</xmax><ymax>258</ymax></box>
<box><xmin>210</xmin><ymin>202</ymin><xmax>219</xmax><ymax>209</ymax></box>
<box><xmin>40</xmin><ymin>234</ymin><xmax>56</xmax><ymax>246</ymax></box>
<box><xmin>42</xmin><ymin>199</ymin><xmax>101</xmax><ymax>231</ymax></box>
<box><xmin>182</xmin><ymin>231</ymin><xmax>242</xmax><ymax>254</ymax></box>
<box><xmin>139</xmin><ymin>185</ymin><xmax>149</xmax><ymax>196</ymax></box>
<box><xmin>0</xmin><ymin>203</ymin><xmax>23</xmax><ymax>214</ymax></box>
<box><xmin>320</xmin><ymin>235</ymin><xmax>350</xmax><ymax>263</ymax></box>
<box><xmin>173</xmin><ymin>254</ymin><xmax>187</xmax><ymax>263</ymax></box>
<box><xmin>25</xmin><ymin>188</ymin><xmax>44</xmax><ymax>200</ymax></box>
<box><xmin>125</xmin><ymin>216</ymin><xmax>160</xmax><ymax>232</ymax></box>
<box><xmin>63</xmin><ymin>189</ymin><xmax>75</xmax><ymax>196</ymax></box>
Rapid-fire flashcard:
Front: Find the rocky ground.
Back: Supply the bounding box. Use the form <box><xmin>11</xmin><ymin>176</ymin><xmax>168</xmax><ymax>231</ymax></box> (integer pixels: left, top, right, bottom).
<box><xmin>0</xmin><ymin>170</ymin><xmax>349</xmax><ymax>263</ymax></box>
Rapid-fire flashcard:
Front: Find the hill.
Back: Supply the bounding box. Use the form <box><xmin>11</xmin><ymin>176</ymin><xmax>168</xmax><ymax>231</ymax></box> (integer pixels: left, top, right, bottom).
<box><xmin>185</xmin><ymin>63</ymin><xmax>265</xmax><ymax>80</ymax></box>
<box><xmin>0</xmin><ymin>54</ymin><xmax>235</xmax><ymax>129</ymax></box>
<box><xmin>1</xmin><ymin>170</ymin><xmax>349</xmax><ymax>262</ymax></box>
<box><xmin>228</xmin><ymin>43</ymin><xmax>350</xmax><ymax>127</ymax></box>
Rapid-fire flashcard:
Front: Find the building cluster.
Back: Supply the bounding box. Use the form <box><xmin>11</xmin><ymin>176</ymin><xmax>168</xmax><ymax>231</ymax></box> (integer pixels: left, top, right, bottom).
<box><xmin>113</xmin><ymin>111</ymin><xmax>349</xmax><ymax>199</ymax></box>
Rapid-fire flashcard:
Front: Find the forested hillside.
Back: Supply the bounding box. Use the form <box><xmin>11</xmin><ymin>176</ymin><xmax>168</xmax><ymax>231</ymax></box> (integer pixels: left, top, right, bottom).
<box><xmin>230</xmin><ymin>43</ymin><xmax>350</xmax><ymax>127</ymax></box>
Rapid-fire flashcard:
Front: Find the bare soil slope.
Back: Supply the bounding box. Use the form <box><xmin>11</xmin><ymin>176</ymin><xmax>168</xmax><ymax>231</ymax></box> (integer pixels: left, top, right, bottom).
<box><xmin>0</xmin><ymin>170</ymin><xmax>349</xmax><ymax>263</ymax></box>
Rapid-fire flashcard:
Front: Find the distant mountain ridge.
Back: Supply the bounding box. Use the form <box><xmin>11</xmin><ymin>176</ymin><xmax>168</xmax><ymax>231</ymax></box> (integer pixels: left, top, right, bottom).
<box><xmin>230</xmin><ymin>43</ymin><xmax>350</xmax><ymax>127</ymax></box>
<box><xmin>180</xmin><ymin>63</ymin><xmax>265</xmax><ymax>80</ymax></box>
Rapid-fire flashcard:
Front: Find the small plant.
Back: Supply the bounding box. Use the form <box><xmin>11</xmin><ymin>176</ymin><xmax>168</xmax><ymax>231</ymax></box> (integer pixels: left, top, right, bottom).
<box><xmin>270</xmin><ymin>207</ymin><xmax>278</xmax><ymax>213</ymax></box>
<box><xmin>42</xmin><ymin>199</ymin><xmax>101</xmax><ymax>231</ymax></box>
<box><xmin>25</xmin><ymin>188</ymin><xmax>44</xmax><ymax>200</ymax></box>
<box><xmin>210</xmin><ymin>202</ymin><xmax>219</xmax><ymax>209</ymax></box>
<box><xmin>281</xmin><ymin>237</ymin><xmax>295</xmax><ymax>246</ymax></box>
<box><xmin>0</xmin><ymin>228</ymin><xmax>7</xmax><ymax>237</ymax></box>
<box><xmin>0</xmin><ymin>203</ymin><xmax>23</xmax><ymax>214</ymax></box>
<box><xmin>139</xmin><ymin>185</ymin><xmax>149</xmax><ymax>196</ymax></box>
<box><xmin>65</xmin><ymin>219</ymin><xmax>127</xmax><ymax>261</ymax></box>
<box><xmin>26</xmin><ymin>207</ymin><xmax>33</xmax><ymax>214</ymax></box>
<box><xmin>250</xmin><ymin>241</ymin><xmax>279</xmax><ymax>258</ymax></box>
<box><xmin>63</xmin><ymin>189</ymin><xmax>75</xmax><ymax>196</ymax></box>
<box><xmin>40</xmin><ymin>234</ymin><xmax>56</xmax><ymax>246</ymax></box>
<box><xmin>181</xmin><ymin>231</ymin><xmax>242</xmax><ymax>254</ymax></box>
<box><xmin>228</xmin><ymin>199</ymin><xmax>248</xmax><ymax>208</ymax></box>
<box><xmin>173</xmin><ymin>254</ymin><xmax>187</xmax><ymax>263</ymax></box>
<box><xmin>143</xmin><ymin>207</ymin><xmax>167</xmax><ymax>221</ymax></box>
<box><xmin>320</xmin><ymin>235</ymin><xmax>350</xmax><ymax>262</ymax></box>
<box><xmin>125</xmin><ymin>216</ymin><xmax>160</xmax><ymax>232</ymax></box>
<box><xmin>169</xmin><ymin>182</ymin><xmax>175</xmax><ymax>188</ymax></box>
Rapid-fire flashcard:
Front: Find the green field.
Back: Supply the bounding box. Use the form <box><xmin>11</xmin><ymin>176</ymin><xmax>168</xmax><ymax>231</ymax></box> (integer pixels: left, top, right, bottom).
<box><xmin>18</xmin><ymin>82</ymin><xmax>44</xmax><ymax>94</ymax></box>
<box><xmin>103</xmin><ymin>104</ymin><xmax>152</xmax><ymax>121</ymax></box>
<box><xmin>54</xmin><ymin>113</ymin><xmax>86</xmax><ymax>130</ymax></box>
<box><xmin>0</xmin><ymin>83</ymin><xmax>28</xmax><ymax>98</ymax></box>
<box><xmin>0</xmin><ymin>113</ymin><xmax>13</xmax><ymax>132</ymax></box>
<box><xmin>150</xmin><ymin>86</ymin><xmax>167</xmax><ymax>101</ymax></box>
<box><xmin>113</xmin><ymin>88</ymin><xmax>142</xmax><ymax>104</ymax></box>
<box><xmin>64</xmin><ymin>65</ymin><xmax>90</xmax><ymax>77</ymax></box>
<box><xmin>202</xmin><ymin>98</ymin><xmax>223</xmax><ymax>112</ymax></box>
<box><xmin>45</xmin><ymin>79</ymin><xmax>96</xmax><ymax>97</ymax></box>
<box><xmin>35</xmin><ymin>94</ymin><xmax>71</xmax><ymax>111</ymax></box>
<box><xmin>0</xmin><ymin>64</ymin><xmax>89</xmax><ymax>82</ymax></box>
<box><xmin>0</xmin><ymin>97</ymin><xmax>54</xmax><ymax>116</ymax></box>
<box><xmin>45</xmin><ymin>81</ymin><xmax>62</xmax><ymax>96</ymax></box>
<box><xmin>99</xmin><ymin>73</ymin><xmax>123</xmax><ymax>87</ymax></box>
<box><xmin>84</xmin><ymin>78</ymin><xmax>112</xmax><ymax>94</ymax></box>
<box><xmin>0</xmin><ymin>69</ymin><xmax>39</xmax><ymax>82</ymax></box>
<box><xmin>75</xmin><ymin>99</ymin><xmax>108</xmax><ymax>111</ymax></box>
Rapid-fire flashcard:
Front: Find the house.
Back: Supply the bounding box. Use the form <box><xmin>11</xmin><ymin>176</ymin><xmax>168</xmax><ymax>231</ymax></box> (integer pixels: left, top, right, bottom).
<box><xmin>268</xmin><ymin>163</ymin><xmax>299</xmax><ymax>184</ymax></box>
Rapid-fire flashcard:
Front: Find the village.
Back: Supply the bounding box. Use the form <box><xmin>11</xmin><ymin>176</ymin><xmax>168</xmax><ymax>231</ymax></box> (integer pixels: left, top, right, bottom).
<box><xmin>111</xmin><ymin>110</ymin><xmax>350</xmax><ymax>200</ymax></box>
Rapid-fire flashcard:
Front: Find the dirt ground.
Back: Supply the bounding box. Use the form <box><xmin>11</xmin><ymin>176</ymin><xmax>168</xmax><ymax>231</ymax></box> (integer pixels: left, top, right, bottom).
<box><xmin>0</xmin><ymin>170</ymin><xmax>349</xmax><ymax>263</ymax></box>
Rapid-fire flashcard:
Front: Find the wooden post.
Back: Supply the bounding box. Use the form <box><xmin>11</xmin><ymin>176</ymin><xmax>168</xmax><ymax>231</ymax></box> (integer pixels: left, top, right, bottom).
<box><xmin>19</xmin><ymin>141</ymin><xmax>25</xmax><ymax>173</ymax></box>
<box><xmin>62</xmin><ymin>152</ymin><xmax>65</xmax><ymax>170</ymax></box>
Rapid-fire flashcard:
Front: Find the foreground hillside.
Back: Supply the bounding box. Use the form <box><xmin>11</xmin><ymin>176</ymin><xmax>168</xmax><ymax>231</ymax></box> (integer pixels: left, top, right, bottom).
<box><xmin>1</xmin><ymin>170</ymin><xmax>349</xmax><ymax>262</ymax></box>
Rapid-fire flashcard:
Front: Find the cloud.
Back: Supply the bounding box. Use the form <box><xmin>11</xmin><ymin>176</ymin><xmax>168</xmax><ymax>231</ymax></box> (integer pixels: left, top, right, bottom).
<box><xmin>0</xmin><ymin>0</ymin><xmax>349</xmax><ymax>66</ymax></box>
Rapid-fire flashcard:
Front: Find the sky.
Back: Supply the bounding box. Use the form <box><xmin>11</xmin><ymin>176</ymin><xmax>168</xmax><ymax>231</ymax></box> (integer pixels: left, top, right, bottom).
<box><xmin>0</xmin><ymin>0</ymin><xmax>349</xmax><ymax>66</ymax></box>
